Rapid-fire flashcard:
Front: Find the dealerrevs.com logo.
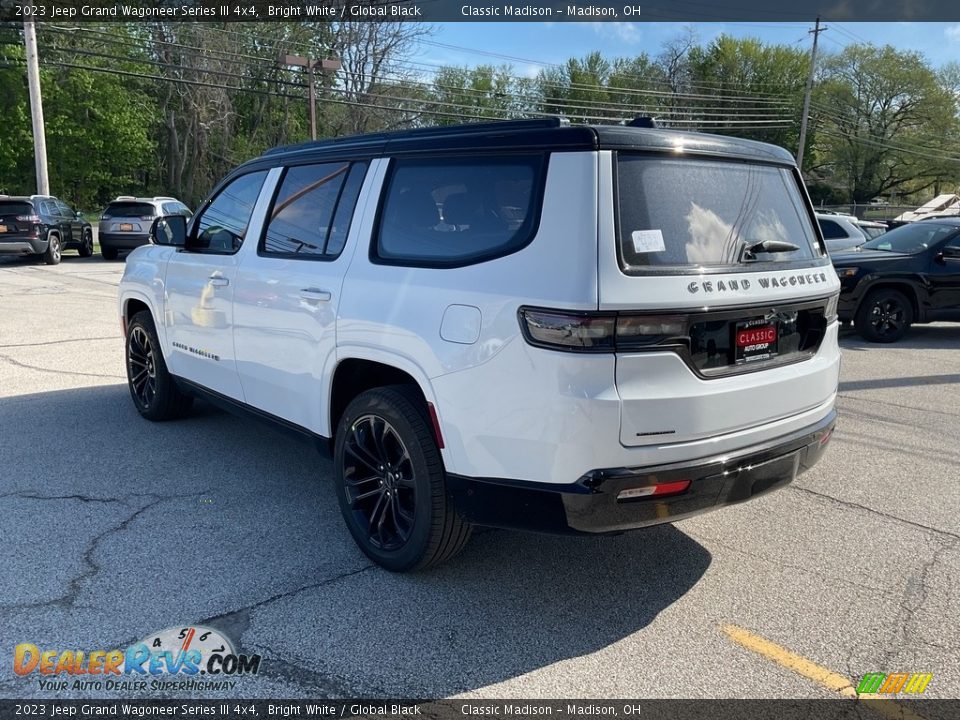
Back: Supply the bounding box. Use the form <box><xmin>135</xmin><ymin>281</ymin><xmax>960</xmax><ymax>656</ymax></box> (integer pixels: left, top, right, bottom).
<box><xmin>14</xmin><ymin>625</ymin><xmax>261</xmax><ymax>692</ymax></box>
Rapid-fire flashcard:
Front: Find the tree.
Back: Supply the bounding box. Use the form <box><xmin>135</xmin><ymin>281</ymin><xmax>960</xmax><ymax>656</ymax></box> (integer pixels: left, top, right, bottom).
<box><xmin>813</xmin><ymin>45</ymin><xmax>960</xmax><ymax>202</ymax></box>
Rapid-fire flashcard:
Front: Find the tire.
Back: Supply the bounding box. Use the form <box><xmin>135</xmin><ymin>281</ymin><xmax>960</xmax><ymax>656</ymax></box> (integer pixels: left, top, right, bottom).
<box><xmin>78</xmin><ymin>230</ymin><xmax>94</xmax><ymax>257</ymax></box>
<box><xmin>333</xmin><ymin>385</ymin><xmax>472</xmax><ymax>572</ymax></box>
<box><xmin>101</xmin><ymin>246</ymin><xmax>119</xmax><ymax>260</ymax></box>
<box><xmin>125</xmin><ymin>311</ymin><xmax>193</xmax><ymax>421</ymax></box>
<box><xmin>42</xmin><ymin>233</ymin><xmax>61</xmax><ymax>265</ymax></box>
<box><xmin>854</xmin><ymin>288</ymin><xmax>913</xmax><ymax>343</ymax></box>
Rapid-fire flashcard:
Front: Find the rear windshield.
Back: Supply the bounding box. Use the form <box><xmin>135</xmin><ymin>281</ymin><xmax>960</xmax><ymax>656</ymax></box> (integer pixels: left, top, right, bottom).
<box><xmin>616</xmin><ymin>155</ymin><xmax>820</xmax><ymax>272</ymax></box>
<box><xmin>105</xmin><ymin>202</ymin><xmax>155</xmax><ymax>217</ymax></box>
<box><xmin>0</xmin><ymin>201</ymin><xmax>33</xmax><ymax>216</ymax></box>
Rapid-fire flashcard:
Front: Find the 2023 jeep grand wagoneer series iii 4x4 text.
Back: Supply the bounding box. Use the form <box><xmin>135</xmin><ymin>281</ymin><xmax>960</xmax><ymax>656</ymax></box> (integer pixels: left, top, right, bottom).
<box><xmin>119</xmin><ymin>119</ymin><xmax>839</xmax><ymax>571</ymax></box>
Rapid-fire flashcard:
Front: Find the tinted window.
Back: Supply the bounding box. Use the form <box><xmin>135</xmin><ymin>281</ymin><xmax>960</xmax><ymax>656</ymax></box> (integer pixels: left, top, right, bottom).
<box><xmin>861</xmin><ymin>222</ymin><xmax>958</xmax><ymax>254</ymax></box>
<box><xmin>192</xmin><ymin>171</ymin><xmax>268</xmax><ymax>253</ymax></box>
<box><xmin>56</xmin><ymin>201</ymin><xmax>72</xmax><ymax>217</ymax></box>
<box><xmin>0</xmin><ymin>202</ymin><xmax>33</xmax><ymax>216</ymax></box>
<box><xmin>376</xmin><ymin>155</ymin><xmax>544</xmax><ymax>265</ymax></box>
<box><xmin>262</xmin><ymin>162</ymin><xmax>365</xmax><ymax>258</ymax></box>
<box><xmin>39</xmin><ymin>200</ymin><xmax>57</xmax><ymax>216</ymax></box>
<box><xmin>106</xmin><ymin>202</ymin><xmax>156</xmax><ymax>218</ymax></box>
<box><xmin>616</xmin><ymin>156</ymin><xmax>819</xmax><ymax>271</ymax></box>
<box><xmin>818</xmin><ymin>219</ymin><xmax>846</xmax><ymax>239</ymax></box>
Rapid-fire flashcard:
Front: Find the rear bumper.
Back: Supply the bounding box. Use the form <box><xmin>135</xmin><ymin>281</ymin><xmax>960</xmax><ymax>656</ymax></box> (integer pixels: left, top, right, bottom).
<box><xmin>447</xmin><ymin>410</ymin><xmax>836</xmax><ymax>534</ymax></box>
<box><xmin>99</xmin><ymin>233</ymin><xmax>149</xmax><ymax>250</ymax></box>
<box><xmin>0</xmin><ymin>237</ymin><xmax>45</xmax><ymax>254</ymax></box>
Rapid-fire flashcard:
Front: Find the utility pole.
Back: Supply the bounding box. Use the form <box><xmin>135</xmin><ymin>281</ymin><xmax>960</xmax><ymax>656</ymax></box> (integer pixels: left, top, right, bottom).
<box><xmin>279</xmin><ymin>55</ymin><xmax>342</xmax><ymax>141</ymax></box>
<box><xmin>797</xmin><ymin>16</ymin><xmax>826</xmax><ymax>171</ymax></box>
<box><xmin>23</xmin><ymin>20</ymin><xmax>49</xmax><ymax>196</ymax></box>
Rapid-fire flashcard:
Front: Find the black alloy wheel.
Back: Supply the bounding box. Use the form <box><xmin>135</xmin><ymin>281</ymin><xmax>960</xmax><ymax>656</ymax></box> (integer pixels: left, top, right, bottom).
<box><xmin>333</xmin><ymin>385</ymin><xmax>471</xmax><ymax>572</ymax></box>
<box><xmin>855</xmin><ymin>289</ymin><xmax>913</xmax><ymax>343</ymax></box>
<box><xmin>125</xmin><ymin>311</ymin><xmax>193</xmax><ymax>420</ymax></box>
<box><xmin>79</xmin><ymin>230</ymin><xmax>94</xmax><ymax>257</ymax></box>
<box><xmin>343</xmin><ymin>414</ymin><xmax>417</xmax><ymax>552</ymax></box>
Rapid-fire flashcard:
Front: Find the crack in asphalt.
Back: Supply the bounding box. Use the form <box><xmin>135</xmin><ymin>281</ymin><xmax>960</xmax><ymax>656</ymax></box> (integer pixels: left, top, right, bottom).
<box><xmin>0</xmin><ymin>336</ymin><xmax>119</xmax><ymax>349</ymax></box>
<box><xmin>0</xmin><ymin>492</ymin><xmax>126</xmax><ymax>504</ymax></box>
<box><xmin>838</xmin><ymin>392</ymin><xmax>960</xmax><ymax>420</ymax></box>
<box><xmin>251</xmin><ymin>642</ymin><xmax>380</xmax><ymax>697</ymax></box>
<box><xmin>200</xmin><ymin>564</ymin><xmax>376</xmax><ymax>638</ymax></box>
<box><xmin>685</xmin><ymin>531</ymin><xmax>900</xmax><ymax>600</ymax></box>
<box><xmin>0</xmin><ymin>352</ymin><xmax>126</xmax><ymax>380</ymax></box>
<box><xmin>876</xmin><ymin>537</ymin><xmax>959</xmax><ymax>674</ymax></box>
<box><xmin>0</xmin><ymin>490</ymin><xmax>212</xmax><ymax>612</ymax></box>
<box><xmin>789</xmin><ymin>486</ymin><xmax>960</xmax><ymax>541</ymax></box>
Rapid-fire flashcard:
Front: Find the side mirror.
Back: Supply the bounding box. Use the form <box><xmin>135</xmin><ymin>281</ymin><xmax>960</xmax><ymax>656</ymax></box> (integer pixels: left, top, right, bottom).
<box><xmin>149</xmin><ymin>215</ymin><xmax>187</xmax><ymax>247</ymax></box>
<box><xmin>940</xmin><ymin>245</ymin><xmax>960</xmax><ymax>261</ymax></box>
<box><xmin>75</xmin><ymin>211</ymin><xmax>83</xmax><ymax>220</ymax></box>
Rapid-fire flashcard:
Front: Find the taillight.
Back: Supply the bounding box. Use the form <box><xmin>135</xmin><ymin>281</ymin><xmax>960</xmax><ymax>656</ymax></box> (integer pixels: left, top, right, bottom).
<box><xmin>519</xmin><ymin>308</ymin><xmax>688</xmax><ymax>352</ymax></box>
<box><xmin>518</xmin><ymin>309</ymin><xmax>615</xmax><ymax>351</ymax></box>
<box><xmin>824</xmin><ymin>293</ymin><xmax>839</xmax><ymax>322</ymax></box>
<box><xmin>101</xmin><ymin>215</ymin><xmax>111</xmax><ymax>220</ymax></box>
<box><xmin>16</xmin><ymin>214</ymin><xmax>40</xmax><ymax>222</ymax></box>
<box><xmin>140</xmin><ymin>215</ymin><xmax>154</xmax><ymax>221</ymax></box>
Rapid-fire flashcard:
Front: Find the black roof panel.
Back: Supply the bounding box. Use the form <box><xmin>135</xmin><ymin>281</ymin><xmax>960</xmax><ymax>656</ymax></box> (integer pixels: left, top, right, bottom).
<box><xmin>250</xmin><ymin>118</ymin><xmax>797</xmax><ymax>170</ymax></box>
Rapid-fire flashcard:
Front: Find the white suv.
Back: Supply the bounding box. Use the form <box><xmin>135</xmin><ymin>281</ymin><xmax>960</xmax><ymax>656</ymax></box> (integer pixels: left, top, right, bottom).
<box><xmin>119</xmin><ymin>119</ymin><xmax>840</xmax><ymax>571</ymax></box>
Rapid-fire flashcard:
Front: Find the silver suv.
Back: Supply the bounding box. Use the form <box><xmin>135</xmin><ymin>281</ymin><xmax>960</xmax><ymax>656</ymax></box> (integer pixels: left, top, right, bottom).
<box><xmin>99</xmin><ymin>197</ymin><xmax>191</xmax><ymax>260</ymax></box>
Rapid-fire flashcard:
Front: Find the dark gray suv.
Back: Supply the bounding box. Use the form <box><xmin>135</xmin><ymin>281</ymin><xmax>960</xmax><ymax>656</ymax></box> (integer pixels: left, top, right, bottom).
<box><xmin>0</xmin><ymin>194</ymin><xmax>93</xmax><ymax>265</ymax></box>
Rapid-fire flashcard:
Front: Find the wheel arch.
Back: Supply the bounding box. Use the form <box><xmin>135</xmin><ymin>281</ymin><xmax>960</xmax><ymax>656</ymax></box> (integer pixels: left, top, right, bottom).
<box><xmin>857</xmin><ymin>280</ymin><xmax>922</xmax><ymax>321</ymax></box>
<box><xmin>328</xmin><ymin>352</ymin><xmax>444</xmax><ymax>456</ymax></box>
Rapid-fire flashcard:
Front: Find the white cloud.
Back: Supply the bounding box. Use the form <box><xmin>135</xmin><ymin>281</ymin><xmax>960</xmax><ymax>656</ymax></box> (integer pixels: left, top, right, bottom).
<box><xmin>946</xmin><ymin>25</ymin><xmax>960</xmax><ymax>42</ymax></box>
<box><xmin>591</xmin><ymin>22</ymin><xmax>642</xmax><ymax>46</ymax></box>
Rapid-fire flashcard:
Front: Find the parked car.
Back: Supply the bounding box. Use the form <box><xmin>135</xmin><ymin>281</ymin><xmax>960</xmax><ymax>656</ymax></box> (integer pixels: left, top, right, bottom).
<box><xmin>857</xmin><ymin>220</ymin><xmax>888</xmax><ymax>240</ymax></box>
<box><xmin>832</xmin><ymin>217</ymin><xmax>960</xmax><ymax>342</ymax></box>
<box><xmin>817</xmin><ymin>213</ymin><xmax>867</xmax><ymax>253</ymax></box>
<box><xmin>99</xmin><ymin>196</ymin><xmax>191</xmax><ymax>260</ymax></box>
<box><xmin>119</xmin><ymin>118</ymin><xmax>839</xmax><ymax>571</ymax></box>
<box><xmin>0</xmin><ymin>194</ymin><xmax>93</xmax><ymax>264</ymax></box>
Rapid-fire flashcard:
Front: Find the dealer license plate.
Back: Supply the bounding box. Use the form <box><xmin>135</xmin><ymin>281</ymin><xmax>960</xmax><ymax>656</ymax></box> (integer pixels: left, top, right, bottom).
<box><xmin>734</xmin><ymin>319</ymin><xmax>779</xmax><ymax>364</ymax></box>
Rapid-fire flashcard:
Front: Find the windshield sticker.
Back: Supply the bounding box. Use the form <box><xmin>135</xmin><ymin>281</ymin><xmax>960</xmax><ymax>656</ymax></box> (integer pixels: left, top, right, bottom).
<box><xmin>631</xmin><ymin>229</ymin><xmax>666</xmax><ymax>253</ymax></box>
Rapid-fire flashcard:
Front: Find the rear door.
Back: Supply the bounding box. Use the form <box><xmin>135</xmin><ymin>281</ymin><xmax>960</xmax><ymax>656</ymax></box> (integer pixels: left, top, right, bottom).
<box><xmin>164</xmin><ymin>170</ymin><xmax>270</xmax><ymax>400</ymax></box>
<box><xmin>0</xmin><ymin>200</ymin><xmax>35</xmax><ymax>238</ymax></box>
<box><xmin>926</xmin><ymin>229</ymin><xmax>960</xmax><ymax>319</ymax></box>
<box><xmin>599</xmin><ymin>152</ymin><xmax>840</xmax><ymax>446</ymax></box>
<box><xmin>233</xmin><ymin>161</ymin><xmax>369</xmax><ymax>433</ymax></box>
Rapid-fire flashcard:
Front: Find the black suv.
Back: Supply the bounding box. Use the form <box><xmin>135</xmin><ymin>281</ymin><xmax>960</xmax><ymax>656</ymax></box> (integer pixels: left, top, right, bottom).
<box><xmin>832</xmin><ymin>217</ymin><xmax>960</xmax><ymax>342</ymax></box>
<box><xmin>0</xmin><ymin>195</ymin><xmax>93</xmax><ymax>265</ymax></box>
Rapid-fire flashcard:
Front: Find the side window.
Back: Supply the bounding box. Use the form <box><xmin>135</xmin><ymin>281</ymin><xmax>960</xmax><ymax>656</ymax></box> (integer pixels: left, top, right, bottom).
<box><xmin>191</xmin><ymin>171</ymin><xmax>267</xmax><ymax>253</ymax></box>
<box><xmin>375</xmin><ymin>154</ymin><xmax>545</xmax><ymax>266</ymax></box>
<box><xmin>819</xmin><ymin>219</ymin><xmax>845</xmax><ymax>240</ymax></box>
<box><xmin>39</xmin><ymin>200</ymin><xmax>56</xmax><ymax>217</ymax></box>
<box><xmin>57</xmin><ymin>201</ymin><xmax>73</xmax><ymax>217</ymax></box>
<box><xmin>261</xmin><ymin>161</ymin><xmax>366</xmax><ymax>259</ymax></box>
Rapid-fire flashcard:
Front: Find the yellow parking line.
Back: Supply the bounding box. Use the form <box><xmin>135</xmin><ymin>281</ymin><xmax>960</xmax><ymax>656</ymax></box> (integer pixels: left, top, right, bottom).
<box><xmin>720</xmin><ymin>624</ymin><xmax>929</xmax><ymax>720</ymax></box>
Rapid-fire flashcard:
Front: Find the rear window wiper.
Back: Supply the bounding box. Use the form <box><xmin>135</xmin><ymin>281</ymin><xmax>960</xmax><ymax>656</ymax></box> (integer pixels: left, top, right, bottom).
<box><xmin>739</xmin><ymin>239</ymin><xmax>800</xmax><ymax>262</ymax></box>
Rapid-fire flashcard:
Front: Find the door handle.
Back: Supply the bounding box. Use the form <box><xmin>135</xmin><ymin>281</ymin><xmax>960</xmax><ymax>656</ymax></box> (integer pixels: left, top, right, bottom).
<box><xmin>300</xmin><ymin>288</ymin><xmax>332</xmax><ymax>302</ymax></box>
<box><xmin>208</xmin><ymin>275</ymin><xmax>229</xmax><ymax>287</ymax></box>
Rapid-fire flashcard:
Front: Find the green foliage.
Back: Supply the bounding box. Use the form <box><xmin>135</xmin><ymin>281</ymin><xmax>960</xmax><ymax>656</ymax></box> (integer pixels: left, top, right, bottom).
<box><xmin>813</xmin><ymin>45</ymin><xmax>960</xmax><ymax>202</ymax></box>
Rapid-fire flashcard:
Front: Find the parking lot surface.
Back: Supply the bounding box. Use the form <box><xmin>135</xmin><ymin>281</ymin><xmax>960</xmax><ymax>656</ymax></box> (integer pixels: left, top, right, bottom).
<box><xmin>1</xmin><ymin>254</ymin><xmax>957</xmax><ymax>701</ymax></box>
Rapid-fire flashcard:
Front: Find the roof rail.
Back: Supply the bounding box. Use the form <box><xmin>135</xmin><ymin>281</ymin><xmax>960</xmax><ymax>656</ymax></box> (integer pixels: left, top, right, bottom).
<box><xmin>115</xmin><ymin>195</ymin><xmax>137</xmax><ymax>200</ymax></box>
<box><xmin>153</xmin><ymin>196</ymin><xmax>176</xmax><ymax>201</ymax></box>
<box><xmin>626</xmin><ymin>117</ymin><xmax>659</xmax><ymax>129</ymax></box>
<box><xmin>265</xmin><ymin>117</ymin><xmax>570</xmax><ymax>156</ymax></box>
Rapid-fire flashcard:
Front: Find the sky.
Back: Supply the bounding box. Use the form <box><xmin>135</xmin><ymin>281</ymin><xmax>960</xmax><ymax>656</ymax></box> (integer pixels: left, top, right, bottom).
<box><xmin>417</xmin><ymin>22</ymin><xmax>960</xmax><ymax>75</ymax></box>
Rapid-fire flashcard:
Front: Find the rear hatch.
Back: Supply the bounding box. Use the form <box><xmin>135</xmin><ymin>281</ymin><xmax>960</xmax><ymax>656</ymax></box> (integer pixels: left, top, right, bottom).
<box><xmin>603</xmin><ymin>153</ymin><xmax>839</xmax><ymax>446</ymax></box>
<box><xmin>102</xmin><ymin>202</ymin><xmax>156</xmax><ymax>233</ymax></box>
<box><xmin>0</xmin><ymin>201</ymin><xmax>37</xmax><ymax>237</ymax></box>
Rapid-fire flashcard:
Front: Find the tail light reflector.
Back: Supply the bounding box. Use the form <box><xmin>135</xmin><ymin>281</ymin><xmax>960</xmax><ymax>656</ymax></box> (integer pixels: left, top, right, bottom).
<box><xmin>617</xmin><ymin>480</ymin><xmax>691</xmax><ymax>501</ymax></box>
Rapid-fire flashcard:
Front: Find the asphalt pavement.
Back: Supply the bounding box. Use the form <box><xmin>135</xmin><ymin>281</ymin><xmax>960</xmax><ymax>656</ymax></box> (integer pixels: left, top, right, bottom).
<box><xmin>0</xmin><ymin>252</ymin><xmax>957</xmax><ymax>703</ymax></box>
